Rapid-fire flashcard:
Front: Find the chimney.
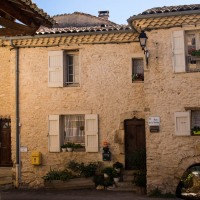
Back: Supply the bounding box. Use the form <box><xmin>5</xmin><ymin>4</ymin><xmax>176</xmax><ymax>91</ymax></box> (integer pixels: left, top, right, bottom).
<box><xmin>98</xmin><ymin>11</ymin><xmax>109</xmax><ymax>20</ymax></box>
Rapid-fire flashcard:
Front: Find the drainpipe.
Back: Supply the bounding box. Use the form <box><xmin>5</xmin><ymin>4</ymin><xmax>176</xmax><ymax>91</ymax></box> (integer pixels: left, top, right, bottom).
<box><xmin>10</xmin><ymin>40</ymin><xmax>20</xmax><ymax>188</ymax></box>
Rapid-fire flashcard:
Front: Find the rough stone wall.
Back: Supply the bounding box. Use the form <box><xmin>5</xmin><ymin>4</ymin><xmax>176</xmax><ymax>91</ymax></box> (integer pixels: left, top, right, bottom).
<box><xmin>9</xmin><ymin>41</ymin><xmax>145</xmax><ymax>187</ymax></box>
<box><xmin>144</xmin><ymin>27</ymin><xmax>200</xmax><ymax>194</ymax></box>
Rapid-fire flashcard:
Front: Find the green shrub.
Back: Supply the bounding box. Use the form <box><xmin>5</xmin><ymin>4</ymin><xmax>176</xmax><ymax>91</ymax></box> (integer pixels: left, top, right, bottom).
<box><xmin>42</xmin><ymin>169</ymin><xmax>73</xmax><ymax>181</ymax></box>
<box><xmin>67</xmin><ymin>160</ymin><xmax>98</xmax><ymax>177</ymax></box>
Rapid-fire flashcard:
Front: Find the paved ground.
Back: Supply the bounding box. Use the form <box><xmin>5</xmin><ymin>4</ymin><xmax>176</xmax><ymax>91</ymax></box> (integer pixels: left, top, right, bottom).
<box><xmin>0</xmin><ymin>189</ymin><xmax>182</xmax><ymax>200</ymax></box>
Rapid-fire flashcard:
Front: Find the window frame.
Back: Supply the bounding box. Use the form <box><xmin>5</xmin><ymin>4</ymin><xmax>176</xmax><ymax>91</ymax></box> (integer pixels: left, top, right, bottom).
<box><xmin>174</xmin><ymin>110</ymin><xmax>200</xmax><ymax>136</ymax></box>
<box><xmin>48</xmin><ymin>50</ymin><xmax>80</xmax><ymax>88</ymax></box>
<box><xmin>185</xmin><ymin>30</ymin><xmax>200</xmax><ymax>72</ymax></box>
<box><xmin>64</xmin><ymin>51</ymin><xmax>80</xmax><ymax>87</ymax></box>
<box><xmin>172</xmin><ymin>30</ymin><xmax>200</xmax><ymax>73</ymax></box>
<box><xmin>48</xmin><ymin>114</ymin><xmax>99</xmax><ymax>152</ymax></box>
<box><xmin>132</xmin><ymin>57</ymin><xmax>144</xmax><ymax>82</ymax></box>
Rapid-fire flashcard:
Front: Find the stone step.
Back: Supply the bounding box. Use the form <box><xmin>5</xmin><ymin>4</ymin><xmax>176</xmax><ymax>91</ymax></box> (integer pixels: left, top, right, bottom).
<box><xmin>0</xmin><ymin>167</ymin><xmax>13</xmax><ymax>190</ymax></box>
<box><xmin>116</xmin><ymin>181</ymin><xmax>133</xmax><ymax>188</ymax></box>
<box><xmin>122</xmin><ymin>170</ymin><xmax>140</xmax><ymax>175</ymax></box>
<box><xmin>123</xmin><ymin>175</ymin><xmax>134</xmax><ymax>182</ymax></box>
<box><xmin>107</xmin><ymin>185</ymin><xmax>137</xmax><ymax>192</ymax></box>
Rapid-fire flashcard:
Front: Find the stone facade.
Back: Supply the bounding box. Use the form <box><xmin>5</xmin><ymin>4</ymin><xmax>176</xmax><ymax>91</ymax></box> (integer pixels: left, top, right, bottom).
<box><xmin>0</xmin><ymin>5</ymin><xmax>200</xmax><ymax>195</ymax></box>
<box><xmin>4</xmin><ymin>37</ymin><xmax>145</xmax><ymax>188</ymax></box>
<box><xmin>144</xmin><ymin>26</ymin><xmax>200</xmax><ymax>193</ymax></box>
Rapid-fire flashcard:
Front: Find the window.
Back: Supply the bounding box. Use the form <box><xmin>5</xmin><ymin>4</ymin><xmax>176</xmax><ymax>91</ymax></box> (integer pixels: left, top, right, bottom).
<box><xmin>174</xmin><ymin>110</ymin><xmax>200</xmax><ymax>136</ymax></box>
<box><xmin>172</xmin><ymin>30</ymin><xmax>200</xmax><ymax>73</ymax></box>
<box><xmin>186</xmin><ymin>31</ymin><xmax>200</xmax><ymax>72</ymax></box>
<box><xmin>64</xmin><ymin>115</ymin><xmax>85</xmax><ymax>143</ymax></box>
<box><xmin>48</xmin><ymin>114</ymin><xmax>98</xmax><ymax>152</ymax></box>
<box><xmin>132</xmin><ymin>58</ymin><xmax>144</xmax><ymax>82</ymax></box>
<box><xmin>48</xmin><ymin>50</ymin><xmax>79</xmax><ymax>87</ymax></box>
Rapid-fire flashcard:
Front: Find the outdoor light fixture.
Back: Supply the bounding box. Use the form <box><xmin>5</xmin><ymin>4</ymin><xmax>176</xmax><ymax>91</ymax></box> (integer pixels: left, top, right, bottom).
<box><xmin>138</xmin><ymin>30</ymin><xmax>149</xmax><ymax>65</ymax></box>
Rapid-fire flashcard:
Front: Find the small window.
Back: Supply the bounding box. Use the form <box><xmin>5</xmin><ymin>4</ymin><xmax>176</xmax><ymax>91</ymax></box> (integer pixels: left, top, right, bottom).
<box><xmin>132</xmin><ymin>58</ymin><xmax>144</xmax><ymax>82</ymax></box>
<box><xmin>48</xmin><ymin>50</ymin><xmax>79</xmax><ymax>87</ymax></box>
<box><xmin>186</xmin><ymin>31</ymin><xmax>200</xmax><ymax>72</ymax></box>
<box><xmin>191</xmin><ymin>110</ymin><xmax>200</xmax><ymax>135</ymax></box>
<box><xmin>65</xmin><ymin>52</ymin><xmax>79</xmax><ymax>86</ymax></box>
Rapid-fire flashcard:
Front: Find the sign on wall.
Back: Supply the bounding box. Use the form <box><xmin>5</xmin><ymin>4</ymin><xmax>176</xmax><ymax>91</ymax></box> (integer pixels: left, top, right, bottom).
<box><xmin>148</xmin><ymin>117</ymin><xmax>160</xmax><ymax>126</ymax></box>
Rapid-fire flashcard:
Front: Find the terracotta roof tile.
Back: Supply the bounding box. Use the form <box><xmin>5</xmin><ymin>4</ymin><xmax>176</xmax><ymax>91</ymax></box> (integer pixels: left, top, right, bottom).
<box><xmin>18</xmin><ymin>0</ymin><xmax>55</xmax><ymax>26</ymax></box>
<box><xmin>141</xmin><ymin>4</ymin><xmax>200</xmax><ymax>15</ymax></box>
<box><xmin>128</xmin><ymin>4</ymin><xmax>200</xmax><ymax>31</ymax></box>
<box><xmin>36</xmin><ymin>25</ymin><xmax>132</xmax><ymax>35</ymax></box>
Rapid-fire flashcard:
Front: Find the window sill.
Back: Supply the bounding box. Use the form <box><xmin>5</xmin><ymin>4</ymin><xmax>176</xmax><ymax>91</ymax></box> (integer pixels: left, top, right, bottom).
<box><xmin>132</xmin><ymin>80</ymin><xmax>144</xmax><ymax>83</ymax></box>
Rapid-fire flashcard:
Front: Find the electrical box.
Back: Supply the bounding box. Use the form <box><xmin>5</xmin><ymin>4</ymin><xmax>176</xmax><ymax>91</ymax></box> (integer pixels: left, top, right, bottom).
<box><xmin>31</xmin><ymin>151</ymin><xmax>42</xmax><ymax>165</ymax></box>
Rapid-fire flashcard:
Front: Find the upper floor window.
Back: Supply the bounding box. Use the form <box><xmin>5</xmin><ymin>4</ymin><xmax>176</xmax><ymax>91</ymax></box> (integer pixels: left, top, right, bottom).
<box><xmin>48</xmin><ymin>50</ymin><xmax>79</xmax><ymax>87</ymax></box>
<box><xmin>172</xmin><ymin>30</ymin><xmax>200</xmax><ymax>73</ymax></box>
<box><xmin>132</xmin><ymin>58</ymin><xmax>144</xmax><ymax>82</ymax></box>
<box><xmin>186</xmin><ymin>31</ymin><xmax>200</xmax><ymax>72</ymax></box>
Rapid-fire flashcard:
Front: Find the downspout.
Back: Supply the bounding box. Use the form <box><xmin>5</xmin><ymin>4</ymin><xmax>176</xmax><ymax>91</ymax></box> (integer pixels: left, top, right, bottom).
<box><xmin>10</xmin><ymin>40</ymin><xmax>20</xmax><ymax>188</ymax></box>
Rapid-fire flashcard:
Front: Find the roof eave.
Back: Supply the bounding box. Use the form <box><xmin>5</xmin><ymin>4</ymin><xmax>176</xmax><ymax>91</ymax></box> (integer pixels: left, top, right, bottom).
<box><xmin>127</xmin><ymin>9</ymin><xmax>200</xmax><ymax>24</ymax></box>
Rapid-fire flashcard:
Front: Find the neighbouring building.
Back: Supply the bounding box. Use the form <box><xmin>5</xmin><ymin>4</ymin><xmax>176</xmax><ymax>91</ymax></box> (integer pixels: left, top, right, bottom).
<box><xmin>0</xmin><ymin>2</ymin><xmax>200</xmax><ymax>195</ymax></box>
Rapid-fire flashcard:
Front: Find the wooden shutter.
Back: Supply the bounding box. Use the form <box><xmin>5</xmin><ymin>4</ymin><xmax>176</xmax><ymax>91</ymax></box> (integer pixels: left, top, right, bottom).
<box><xmin>172</xmin><ymin>30</ymin><xmax>186</xmax><ymax>73</ymax></box>
<box><xmin>48</xmin><ymin>115</ymin><xmax>60</xmax><ymax>152</ymax></box>
<box><xmin>174</xmin><ymin>111</ymin><xmax>191</xmax><ymax>136</ymax></box>
<box><xmin>48</xmin><ymin>51</ymin><xmax>64</xmax><ymax>87</ymax></box>
<box><xmin>85</xmin><ymin>114</ymin><xmax>98</xmax><ymax>152</ymax></box>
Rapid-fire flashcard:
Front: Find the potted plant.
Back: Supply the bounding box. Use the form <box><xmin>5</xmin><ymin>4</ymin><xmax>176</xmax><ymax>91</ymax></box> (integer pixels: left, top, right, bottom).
<box><xmin>191</xmin><ymin>126</ymin><xmax>200</xmax><ymax>135</ymax></box>
<box><xmin>73</xmin><ymin>143</ymin><xmax>85</xmax><ymax>152</ymax></box>
<box><xmin>61</xmin><ymin>144</ymin><xmax>68</xmax><ymax>152</ymax></box>
<box><xmin>191</xmin><ymin>49</ymin><xmax>200</xmax><ymax>61</ymax></box>
<box><xmin>101</xmin><ymin>167</ymin><xmax>113</xmax><ymax>178</ymax></box>
<box><xmin>65</xmin><ymin>142</ymin><xmax>74</xmax><ymax>152</ymax></box>
<box><xmin>112</xmin><ymin>170</ymin><xmax>120</xmax><ymax>183</ymax></box>
<box><xmin>113</xmin><ymin>161</ymin><xmax>123</xmax><ymax>173</ymax></box>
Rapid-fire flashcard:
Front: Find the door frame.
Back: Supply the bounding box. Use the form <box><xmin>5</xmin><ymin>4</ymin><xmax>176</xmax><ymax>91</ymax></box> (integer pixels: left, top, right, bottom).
<box><xmin>124</xmin><ymin>117</ymin><xmax>146</xmax><ymax>170</ymax></box>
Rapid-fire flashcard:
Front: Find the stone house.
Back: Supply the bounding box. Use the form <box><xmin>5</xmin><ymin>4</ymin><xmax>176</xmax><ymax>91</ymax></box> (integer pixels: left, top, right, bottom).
<box><xmin>0</xmin><ymin>3</ymin><xmax>200</xmax><ymax>194</ymax></box>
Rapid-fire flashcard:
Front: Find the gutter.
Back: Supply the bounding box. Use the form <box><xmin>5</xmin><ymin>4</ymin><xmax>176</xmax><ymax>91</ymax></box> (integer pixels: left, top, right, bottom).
<box><xmin>10</xmin><ymin>40</ymin><xmax>20</xmax><ymax>188</ymax></box>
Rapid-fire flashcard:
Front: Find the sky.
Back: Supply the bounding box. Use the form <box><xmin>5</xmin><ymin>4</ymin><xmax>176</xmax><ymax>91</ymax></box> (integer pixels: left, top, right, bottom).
<box><xmin>33</xmin><ymin>0</ymin><xmax>200</xmax><ymax>25</ymax></box>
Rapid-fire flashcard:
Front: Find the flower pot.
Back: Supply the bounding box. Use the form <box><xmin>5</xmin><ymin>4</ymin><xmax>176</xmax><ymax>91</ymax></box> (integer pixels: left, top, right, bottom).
<box><xmin>114</xmin><ymin>168</ymin><xmax>120</xmax><ymax>173</ymax></box>
<box><xmin>114</xmin><ymin>177</ymin><xmax>120</xmax><ymax>183</ymax></box>
<box><xmin>67</xmin><ymin>148</ymin><xmax>73</xmax><ymax>152</ymax></box>
<box><xmin>62</xmin><ymin>148</ymin><xmax>67</xmax><ymax>152</ymax></box>
<box><xmin>104</xmin><ymin>173</ymin><xmax>109</xmax><ymax>178</ymax></box>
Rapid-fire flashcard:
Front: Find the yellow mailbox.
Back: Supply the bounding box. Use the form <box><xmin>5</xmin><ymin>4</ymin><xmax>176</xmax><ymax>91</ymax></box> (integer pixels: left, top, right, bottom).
<box><xmin>31</xmin><ymin>151</ymin><xmax>42</xmax><ymax>165</ymax></box>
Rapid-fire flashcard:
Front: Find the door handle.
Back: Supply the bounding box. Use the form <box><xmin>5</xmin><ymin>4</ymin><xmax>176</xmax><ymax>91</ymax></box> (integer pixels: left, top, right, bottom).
<box><xmin>0</xmin><ymin>142</ymin><xmax>1</xmax><ymax>148</ymax></box>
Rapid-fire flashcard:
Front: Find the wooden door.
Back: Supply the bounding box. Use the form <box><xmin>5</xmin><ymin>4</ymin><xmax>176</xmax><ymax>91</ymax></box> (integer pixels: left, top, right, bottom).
<box><xmin>124</xmin><ymin>117</ymin><xmax>146</xmax><ymax>170</ymax></box>
<box><xmin>0</xmin><ymin>119</ymin><xmax>12</xmax><ymax>166</ymax></box>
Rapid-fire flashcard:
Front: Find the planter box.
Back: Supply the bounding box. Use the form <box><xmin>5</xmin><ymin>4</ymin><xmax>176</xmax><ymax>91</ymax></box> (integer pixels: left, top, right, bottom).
<box><xmin>193</xmin><ymin>131</ymin><xmax>200</xmax><ymax>135</ymax></box>
<box><xmin>191</xmin><ymin>56</ymin><xmax>200</xmax><ymax>61</ymax></box>
<box><xmin>44</xmin><ymin>177</ymin><xmax>95</xmax><ymax>190</ymax></box>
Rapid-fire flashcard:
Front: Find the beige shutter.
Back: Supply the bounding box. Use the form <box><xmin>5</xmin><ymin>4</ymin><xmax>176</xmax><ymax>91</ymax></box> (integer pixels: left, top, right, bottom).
<box><xmin>48</xmin><ymin>51</ymin><xmax>64</xmax><ymax>87</ymax></box>
<box><xmin>174</xmin><ymin>111</ymin><xmax>191</xmax><ymax>136</ymax></box>
<box><xmin>85</xmin><ymin>114</ymin><xmax>98</xmax><ymax>152</ymax></box>
<box><xmin>172</xmin><ymin>30</ymin><xmax>186</xmax><ymax>73</ymax></box>
<box><xmin>48</xmin><ymin>115</ymin><xmax>60</xmax><ymax>152</ymax></box>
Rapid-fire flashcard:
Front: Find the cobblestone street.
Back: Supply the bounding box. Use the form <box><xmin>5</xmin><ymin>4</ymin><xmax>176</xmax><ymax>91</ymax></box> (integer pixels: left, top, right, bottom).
<box><xmin>0</xmin><ymin>189</ymin><xmax>181</xmax><ymax>200</ymax></box>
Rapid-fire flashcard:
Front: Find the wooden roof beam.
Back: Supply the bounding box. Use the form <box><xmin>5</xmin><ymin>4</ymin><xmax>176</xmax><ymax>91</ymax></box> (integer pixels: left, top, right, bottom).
<box><xmin>0</xmin><ymin>0</ymin><xmax>40</xmax><ymax>28</ymax></box>
<box><xmin>0</xmin><ymin>17</ymin><xmax>36</xmax><ymax>34</ymax></box>
<box><xmin>0</xmin><ymin>28</ymin><xmax>34</xmax><ymax>37</ymax></box>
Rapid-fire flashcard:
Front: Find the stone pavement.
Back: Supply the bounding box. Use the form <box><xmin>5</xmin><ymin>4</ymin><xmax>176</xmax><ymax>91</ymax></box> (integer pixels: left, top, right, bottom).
<box><xmin>0</xmin><ymin>189</ymin><xmax>182</xmax><ymax>200</ymax></box>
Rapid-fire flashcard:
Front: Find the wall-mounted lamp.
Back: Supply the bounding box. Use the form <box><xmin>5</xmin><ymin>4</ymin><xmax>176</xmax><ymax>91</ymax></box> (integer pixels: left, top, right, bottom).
<box><xmin>138</xmin><ymin>30</ymin><xmax>149</xmax><ymax>65</ymax></box>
